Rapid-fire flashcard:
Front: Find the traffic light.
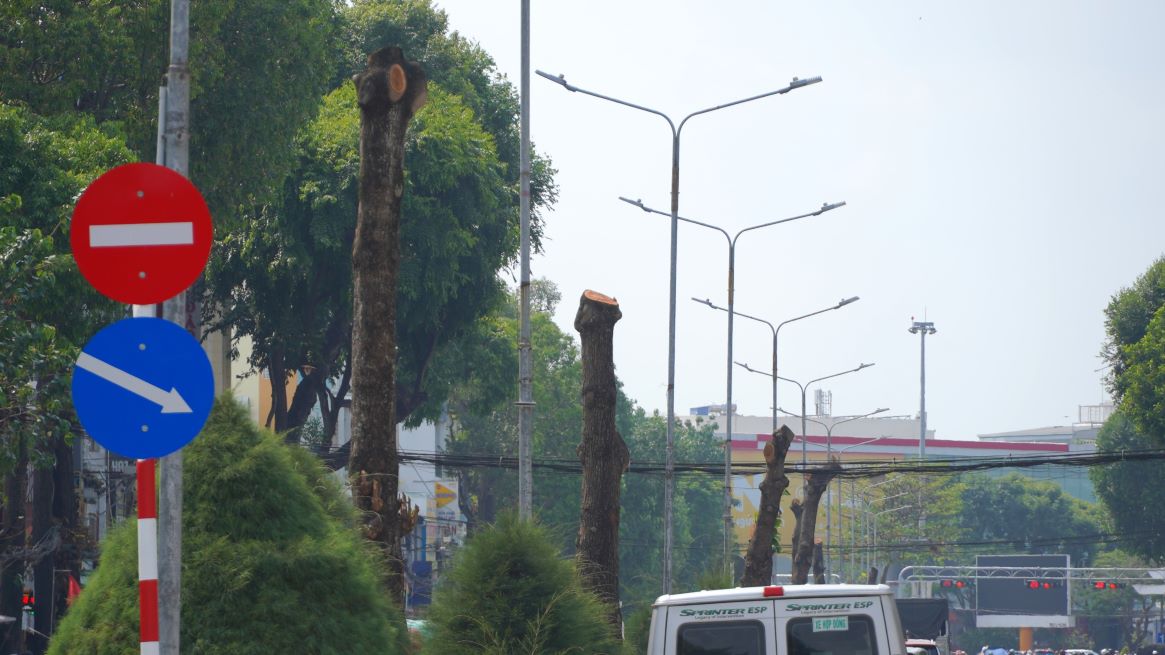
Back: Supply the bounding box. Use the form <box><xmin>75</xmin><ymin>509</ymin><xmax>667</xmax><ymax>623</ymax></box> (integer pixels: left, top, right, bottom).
<box><xmin>1024</xmin><ymin>579</ymin><xmax>1058</xmax><ymax>590</ymax></box>
<box><xmin>1092</xmin><ymin>580</ymin><xmax>1122</xmax><ymax>590</ymax></box>
<box><xmin>940</xmin><ymin>579</ymin><xmax>970</xmax><ymax>589</ymax></box>
<box><xmin>20</xmin><ymin>589</ymin><xmax>34</xmax><ymax>608</ymax></box>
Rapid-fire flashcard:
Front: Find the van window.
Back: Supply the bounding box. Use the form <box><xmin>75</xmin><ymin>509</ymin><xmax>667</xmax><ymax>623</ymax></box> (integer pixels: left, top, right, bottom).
<box><xmin>678</xmin><ymin>620</ymin><xmax>765</xmax><ymax>655</ymax></box>
<box><xmin>787</xmin><ymin>615</ymin><xmax>879</xmax><ymax>655</ymax></box>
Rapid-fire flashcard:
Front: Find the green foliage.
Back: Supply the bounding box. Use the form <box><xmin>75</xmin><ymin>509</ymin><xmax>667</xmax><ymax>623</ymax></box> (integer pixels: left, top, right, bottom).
<box><xmin>1090</xmin><ymin>411</ymin><xmax>1165</xmax><ymax>563</ymax></box>
<box><xmin>206</xmin><ymin>1</ymin><xmax>558</xmax><ymax>432</ymax></box>
<box><xmin>0</xmin><ymin>105</ymin><xmax>131</xmax><ymax>473</ymax></box>
<box><xmin>49</xmin><ymin>396</ymin><xmax>404</xmax><ymax>654</ymax></box>
<box><xmin>0</xmin><ymin>0</ymin><xmax>341</xmax><ymax>220</ymax></box>
<box><xmin>1103</xmin><ymin>255</ymin><xmax>1165</xmax><ymax>407</ymax></box>
<box><xmin>424</xmin><ymin>514</ymin><xmax>618</xmax><ymax>655</ymax></box>
<box><xmin>946</xmin><ymin>472</ymin><xmax>1106</xmax><ymax>565</ymax></box>
<box><xmin>1118</xmin><ymin>305</ymin><xmax>1165</xmax><ymax>444</ymax></box>
<box><xmin>1096</xmin><ymin>257</ymin><xmax>1165</xmax><ymax>562</ymax></box>
<box><xmin>620</xmin><ymin>412</ymin><xmax>725</xmax><ymax>602</ymax></box>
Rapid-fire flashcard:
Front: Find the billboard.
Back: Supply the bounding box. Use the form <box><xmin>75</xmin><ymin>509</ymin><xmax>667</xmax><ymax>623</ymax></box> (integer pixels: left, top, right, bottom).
<box><xmin>975</xmin><ymin>554</ymin><xmax>1072</xmax><ymax>628</ymax></box>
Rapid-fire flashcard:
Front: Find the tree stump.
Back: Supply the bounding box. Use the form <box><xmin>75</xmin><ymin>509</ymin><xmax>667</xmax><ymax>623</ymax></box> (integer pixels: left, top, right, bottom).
<box><xmin>348</xmin><ymin>45</ymin><xmax>427</xmax><ymax>606</ymax></box>
<box><xmin>574</xmin><ymin>290</ymin><xmax>628</xmax><ymax>635</ymax></box>
<box><xmin>790</xmin><ymin>458</ymin><xmax>841</xmax><ymax>584</ymax></box>
<box><xmin>741</xmin><ymin>426</ymin><xmax>794</xmax><ymax>586</ymax></box>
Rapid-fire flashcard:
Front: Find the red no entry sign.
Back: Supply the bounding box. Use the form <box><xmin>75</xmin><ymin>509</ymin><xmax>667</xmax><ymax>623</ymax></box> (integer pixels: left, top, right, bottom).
<box><xmin>71</xmin><ymin>163</ymin><xmax>212</xmax><ymax>304</ymax></box>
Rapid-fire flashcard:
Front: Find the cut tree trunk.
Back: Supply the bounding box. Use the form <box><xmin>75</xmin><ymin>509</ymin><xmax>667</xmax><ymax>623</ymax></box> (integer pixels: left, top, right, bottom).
<box><xmin>740</xmin><ymin>426</ymin><xmax>794</xmax><ymax>587</ymax></box>
<box><xmin>790</xmin><ymin>458</ymin><xmax>841</xmax><ymax>584</ymax></box>
<box><xmin>349</xmin><ymin>45</ymin><xmax>427</xmax><ymax>606</ymax></box>
<box><xmin>574</xmin><ymin>290</ymin><xmax>628</xmax><ymax>635</ymax></box>
<box><xmin>789</xmin><ymin>498</ymin><xmax>803</xmax><ymax>578</ymax></box>
<box><xmin>812</xmin><ymin>539</ymin><xmax>825</xmax><ymax>584</ymax></box>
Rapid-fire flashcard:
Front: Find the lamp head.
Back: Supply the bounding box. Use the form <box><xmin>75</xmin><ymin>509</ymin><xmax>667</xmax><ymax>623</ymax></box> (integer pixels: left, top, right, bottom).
<box><xmin>788</xmin><ymin>76</ymin><xmax>824</xmax><ymax>90</ymax></box>
<box><xmin>838</xmin><ymin>296</ymin><xmax>860</xmax><ymax>308</ymax></box>
<box><xmin>856</xmin><ymin>362</ymin><xmax>875</xmax><ymax>371</ymax></box>
<box><xmin>535</xmin><ymin>69</ymin><xmax>575</xmax><ymax>91</ymax></box>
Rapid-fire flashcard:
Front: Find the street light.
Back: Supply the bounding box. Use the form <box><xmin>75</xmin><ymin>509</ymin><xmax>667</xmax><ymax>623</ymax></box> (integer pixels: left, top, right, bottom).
<box><xmin>693</xmin><ymin>296</ymin><xmax>860</xmax><ymax>435</ymax></box>
<box><xmin>739</xmin><ymin>362</ymin><xmax>875</xmax><ymax>470</ymax></box>
<box><xmin>538</xmin><ymin>69</ymin><xmax>822</xmax><ymax>594</ymax></box>
<box><xmin>621</xmin><ymin>198</ymin><xmax>846</xmax><ymax>565</ymax></box>
<box><xmin>781</xmin><ymin>408</ymin><xmax>889</xmax><ymax>578</ymax></box>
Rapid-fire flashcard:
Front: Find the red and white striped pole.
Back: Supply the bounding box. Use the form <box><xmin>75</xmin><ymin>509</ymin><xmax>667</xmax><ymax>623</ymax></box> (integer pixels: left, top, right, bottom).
<box><xmin>136</xmin><ymin>459</ymin><xmax>159</xmax><ymax>655</ymax></box>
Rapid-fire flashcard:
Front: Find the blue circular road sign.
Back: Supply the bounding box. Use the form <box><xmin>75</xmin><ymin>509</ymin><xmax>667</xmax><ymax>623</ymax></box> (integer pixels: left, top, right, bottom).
<box><xmin>72</xmin><ymin>317</ymin><xmax>214</xmax><ymax>459</ymax></box>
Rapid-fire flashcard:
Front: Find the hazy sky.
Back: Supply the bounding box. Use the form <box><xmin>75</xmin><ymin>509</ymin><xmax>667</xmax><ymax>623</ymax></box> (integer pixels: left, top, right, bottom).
<box><xmin>433</xmin><ymin>1</ymin><xmax>1165</xmax><ymax>439</ymax></box>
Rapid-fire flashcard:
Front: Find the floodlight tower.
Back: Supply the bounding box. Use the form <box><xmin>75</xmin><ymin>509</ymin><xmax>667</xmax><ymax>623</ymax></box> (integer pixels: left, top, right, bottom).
<box><xmin>908</xmin><ymin>320</ymin><xmax>937</xmax><ymax>459</ymax></box>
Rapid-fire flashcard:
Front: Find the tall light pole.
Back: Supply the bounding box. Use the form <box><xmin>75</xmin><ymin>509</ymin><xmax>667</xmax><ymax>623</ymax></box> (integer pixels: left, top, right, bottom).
<box><xmin>908</xmin><ymin>321</ymin><xmax>936</xmax><ymax>459</ymax></box>
<box><xmin>781</xmin><ymin>408</ymin><xmax>889</xmax><ymax>579</ymax></box>
<box><xmin>538</xmin><ymin>69</ymin><xmax>822</xmax><ymax>593</ymax></box>
<box><xmin>695</xmin><ymin>297</ymin><xmax>860</xmax><ymax>434</ymax></box>
<box><xmin>621</xmin><ymin>198</ymin><xmax>845</xmax><ymax>565</ymax></box>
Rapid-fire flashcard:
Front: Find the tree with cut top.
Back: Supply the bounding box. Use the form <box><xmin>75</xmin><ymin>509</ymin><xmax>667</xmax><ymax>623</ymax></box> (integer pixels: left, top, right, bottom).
<box><xmin>791</xmin><ymin>459</ymin><xmax>840</xmax><ymax>584</ymax></box>
<box><xmin>741</xmin><ymin>426</ymin><xmax>795</xmax><ymax>586</ymax></box>
<box><xmin>574</xmin><ymin>290</ymin><xmax>629</xmax><ymax>634</ymax></box>
<box><xmin>349</xmin><ymin>44</ymin><xmax>427</xmax><ymax>606</ymax></box>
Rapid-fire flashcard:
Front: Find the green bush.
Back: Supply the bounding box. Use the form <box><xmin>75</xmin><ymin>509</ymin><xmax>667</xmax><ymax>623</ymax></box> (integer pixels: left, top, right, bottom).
<box><xmin>49</xmin><ymin>396</ymin><xmax>403</xmax><ymax>654</ymax></box>
<box><xmin>424</xmin><ymin>513</ymin><xmax>619</xmax><ymax>655</ymax></box>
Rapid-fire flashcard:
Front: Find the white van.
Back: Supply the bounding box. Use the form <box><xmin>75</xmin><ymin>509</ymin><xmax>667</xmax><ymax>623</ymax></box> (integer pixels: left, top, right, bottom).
<box><xmin>646</xmin><ymin>584</ymin><xmax>907</xmax><ymax>655</ymax></box>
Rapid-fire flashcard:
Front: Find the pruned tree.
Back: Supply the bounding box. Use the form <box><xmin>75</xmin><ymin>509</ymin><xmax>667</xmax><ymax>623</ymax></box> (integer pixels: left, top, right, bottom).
<box><xmin>812</xmin><ymin>539</ymin><xmax>826</xmax><ymax>584</ymax></box>
<box><xmin>791</xmin><ymin>458</ymin><xmax>841</xmax><ymax>584</ymax></box>
<box><xmin>573</xmin><ymin>290</ymin><xmax>628</xmax><ymax>634</ymax></box>
<box><xmin>349</xmin><ymin>45</ymin><xmax>427</xmax><ymax>604</ymax></box>
<box><xmin>740</xmin><ymin>426</ymin><xmax>794</xmax><ymax>586</ymax></box>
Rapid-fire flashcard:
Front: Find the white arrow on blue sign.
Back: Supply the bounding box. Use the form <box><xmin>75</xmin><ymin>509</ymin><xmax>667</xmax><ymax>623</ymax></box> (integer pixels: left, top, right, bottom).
<box><xmin>72</xmin><ymin>317</ymin><xmax>214</xmax><ymax>459</ymax></box>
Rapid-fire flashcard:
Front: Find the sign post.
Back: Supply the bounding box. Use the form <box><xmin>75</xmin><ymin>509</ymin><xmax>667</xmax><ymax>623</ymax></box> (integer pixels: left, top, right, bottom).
<box><xmin>71</xmin><ymin>159</ymin><xmax>211</xmax><ymax>655</ymax></box>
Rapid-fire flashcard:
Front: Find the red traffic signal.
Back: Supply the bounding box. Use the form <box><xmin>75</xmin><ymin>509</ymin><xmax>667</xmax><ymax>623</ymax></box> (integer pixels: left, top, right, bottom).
<box><xmin>20</xmin><ymin>590</ymin><xmax>34</xmax><ymax>607</ymax></box>
<box><xmin>1024</xmin><ymin>579</ymin><xmax>1056</xmax><ymax>589</ymax></box>
<box><xmin>1092</xmin><ymin>581</ymin><xmax>1121</xmax><ymax>590</ymax></box>
<box><xmin>940</xmin><ymin>579</ymin><xmax>970</xmax><ymax>589</ymax></box>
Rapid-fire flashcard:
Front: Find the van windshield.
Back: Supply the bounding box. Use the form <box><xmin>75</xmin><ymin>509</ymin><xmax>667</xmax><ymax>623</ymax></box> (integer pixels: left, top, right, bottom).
<box><xmin>678</xmin><ymin>620</ymin><xmax>765</xmax><ymax>655</ymax></box>
<box><xmin>787</xmin><ymin>615</ymin><xmax>879</xmax><ymax>655</ymax></box>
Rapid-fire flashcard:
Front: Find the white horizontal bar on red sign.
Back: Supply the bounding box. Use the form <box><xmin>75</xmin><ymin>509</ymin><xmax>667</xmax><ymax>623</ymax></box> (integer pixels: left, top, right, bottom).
<box><xmin>90</xmin><ymin>222</ymin><xmax>194</xmax><ymax>247</ymax></box>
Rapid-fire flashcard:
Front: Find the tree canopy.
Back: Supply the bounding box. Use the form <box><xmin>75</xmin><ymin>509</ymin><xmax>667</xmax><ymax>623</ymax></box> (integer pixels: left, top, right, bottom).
<box><xmin>204</xmin><ymin>0</ymin><xmax>557</xmax><ymax>438</ymax></box>
<box><xmin>0</xmin><ymin>105</ymin><xmax>132</xmax><ymax>472</ymax></box>
<box><xmin>1094</xmin><ymin>255</ymin><xmax>1165</xmax><ymax>562</ymax></box>
<box><xmin>49</xmin><ymin>397</ymin><xmax>405</xmax><ymax>654</ymax></box>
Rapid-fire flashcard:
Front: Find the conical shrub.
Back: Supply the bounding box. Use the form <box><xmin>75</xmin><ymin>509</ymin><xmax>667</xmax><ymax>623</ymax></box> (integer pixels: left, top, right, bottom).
<box><xmin>424</xmin><ymin>513</ymin><xmax>618</xmax><ymax>655</ymax></box>
<box><xmin>49</xmin><ymin>396</ymin><xmax>403</xmax><ymax>654</ymax></box>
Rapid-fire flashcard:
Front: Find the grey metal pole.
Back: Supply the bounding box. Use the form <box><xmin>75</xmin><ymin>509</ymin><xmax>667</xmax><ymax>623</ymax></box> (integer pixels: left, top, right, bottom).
<box><xmin>909</xmin><ymin>321</ymin><xmax>936</xmax><ymax>459</ymax></box>
<box><xmin>517</xmin><ymin>0</ymin><xmax>534</xmax><ymax>520</ymax></box>
<box><xmin>723</xmin><ymin>243</ymin><xmax>735</xmax><ymax>567</ymax></box>
<box><xmin>920</xmin><ymin>330</ymin><xmax>927</xmax><ymax>459</ymax></box>
<box><xmin>159</xmin><ymin>1</ymin><xmax>190</xmax><ymax>652</ymax></box>
<box><xmin>663</xmin><ymin>131</ymin><xmax>679</xmax><ymax>594</ymax></box>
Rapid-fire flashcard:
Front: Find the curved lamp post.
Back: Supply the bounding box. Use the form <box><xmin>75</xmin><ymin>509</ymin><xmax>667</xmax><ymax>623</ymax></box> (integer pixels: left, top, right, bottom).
<box><xmin>620</xmin><ymin>197</ymin><xmax>845</xmax><ymax>565</ymax></box>
<box><xmin>537</xmin><ymin>69</ymin><xmax>822</xmax><ymax>594</ymax></box>
<box><xmin>738</xmin><ymin>362</ymin><xmax>875</xmax><ymax>470</ymax></box>
<box><xmin>694</xmin><ymin>297</ymin><xmax>859</xmax><ymax>434</ymax></box>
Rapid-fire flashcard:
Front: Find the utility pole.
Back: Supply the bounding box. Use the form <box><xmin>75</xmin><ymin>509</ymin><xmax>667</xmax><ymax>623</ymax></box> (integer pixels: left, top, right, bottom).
<box><xmin>159</xmin><ymin>2</ymin><xmax>190</xmax><ymax>652</ymax></box>
<box><xmin>517</xmin><ymin>0</ymin><xmax>534</xmax><ymax>520</ymax></box>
